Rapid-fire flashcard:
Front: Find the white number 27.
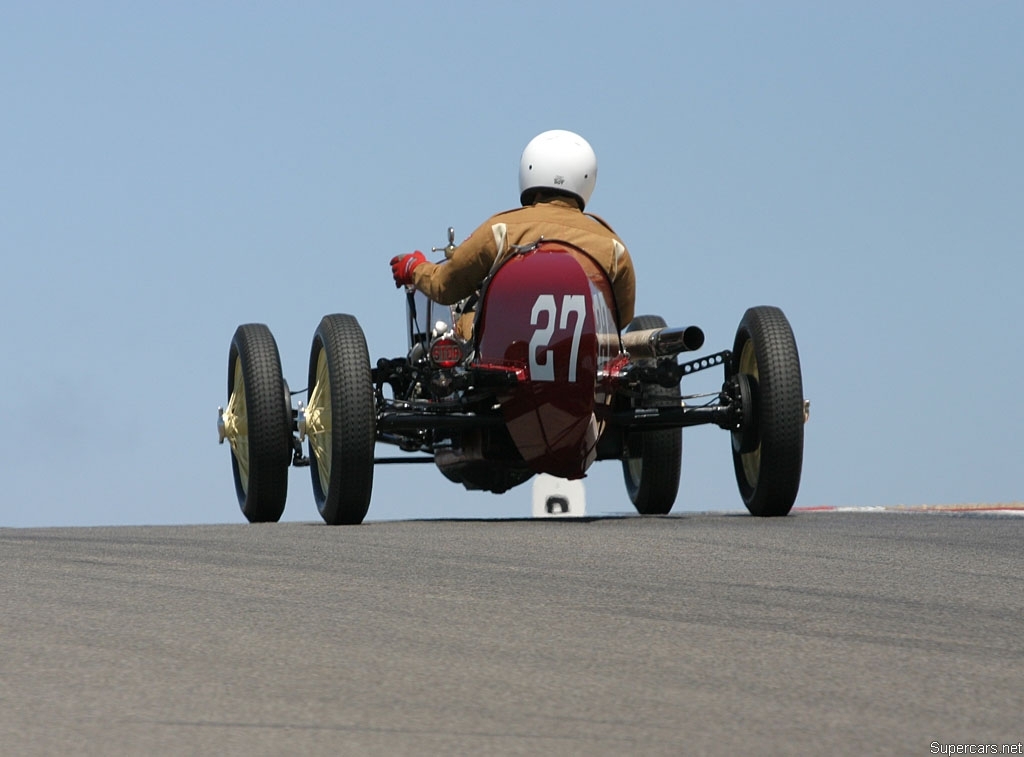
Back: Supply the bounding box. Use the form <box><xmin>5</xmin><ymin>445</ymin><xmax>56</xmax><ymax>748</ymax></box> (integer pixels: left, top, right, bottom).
<box><xmin>529</xmin><ymin>294</ymin><xmax>586</xmax><ymax>382</ymax></box>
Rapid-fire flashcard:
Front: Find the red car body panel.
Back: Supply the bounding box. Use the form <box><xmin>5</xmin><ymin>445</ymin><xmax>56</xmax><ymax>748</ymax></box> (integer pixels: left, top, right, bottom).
<box><xmin>475</xmin><ymin>245</ymin><xmax>620</xmax><ymax>479</ymax></box>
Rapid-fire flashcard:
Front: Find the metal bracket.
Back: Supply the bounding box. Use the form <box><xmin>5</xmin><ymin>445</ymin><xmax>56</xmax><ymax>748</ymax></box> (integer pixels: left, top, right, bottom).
<box><xmin>677</xmin><ymin>350</ymin><xmax>731</xmax><ymax>378</ymax></box>
<box><xmin>633</xmin><ymin>350</ymin><xmax>732</xmax><ymax>388</ymax></box>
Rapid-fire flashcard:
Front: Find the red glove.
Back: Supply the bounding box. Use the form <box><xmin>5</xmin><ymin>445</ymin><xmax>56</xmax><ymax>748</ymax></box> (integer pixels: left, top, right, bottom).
<box><xmin>390</xmin><ymin>251</ymin><xmax>426</xmax><ymax>288</ymax></box>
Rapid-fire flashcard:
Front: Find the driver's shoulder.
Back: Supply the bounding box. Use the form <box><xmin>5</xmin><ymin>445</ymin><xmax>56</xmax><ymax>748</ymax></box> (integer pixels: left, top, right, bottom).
<box><xmin>489</xmin><ymin>206</ymin><xmax>528</xmax><ymax>221</ymax></box>
<box><xmin>583</xmin><ymin>211</ymin><xmax>617</xmax><ymax>234</ymax></box>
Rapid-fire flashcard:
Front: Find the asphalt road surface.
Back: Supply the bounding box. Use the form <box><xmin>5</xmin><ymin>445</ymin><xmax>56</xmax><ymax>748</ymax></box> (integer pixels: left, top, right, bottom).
<box><xmin>2</xmin><ymin>511</ymin><xmax>1021</xmax><ymax>756</ymax></box>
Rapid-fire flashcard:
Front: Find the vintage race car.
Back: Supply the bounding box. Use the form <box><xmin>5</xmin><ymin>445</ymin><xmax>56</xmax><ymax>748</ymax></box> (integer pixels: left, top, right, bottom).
<box><xmin>218</xmin><ymin>228</ymin><xmax>808</xmax><ymax>525</ymax></box>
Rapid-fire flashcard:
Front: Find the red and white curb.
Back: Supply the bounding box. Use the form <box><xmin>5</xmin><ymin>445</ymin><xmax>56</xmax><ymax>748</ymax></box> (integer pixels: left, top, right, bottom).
<box><xmin>794</xmin><ymin>504</ymin><xmax>1024</xmax><ymax>516</ymax></box>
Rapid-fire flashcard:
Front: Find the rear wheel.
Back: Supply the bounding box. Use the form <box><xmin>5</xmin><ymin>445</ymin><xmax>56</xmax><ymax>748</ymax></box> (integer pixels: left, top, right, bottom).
<box><xmin>731</xmin><ymin>306</ymin><xmax>804</xmax><ymax>517</ymax></box>
<box><xmin>222</xmin><ymin>324</ymin><xmax>291</xmax><ymax>523</ymax></box>
<box><xmin>305</xmin><ymin>314</ymin><xmax>375</xmax><ymax>525</ymax></box>
<box><xmin>622</xmin><ymin>315</ymin><xmax>682</xmax><ymax>515</ymax></box>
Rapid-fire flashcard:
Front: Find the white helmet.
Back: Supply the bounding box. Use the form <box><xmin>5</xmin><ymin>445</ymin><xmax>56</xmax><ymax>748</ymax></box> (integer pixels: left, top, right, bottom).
<box><xmin>518</xmin><ymin>130</ymin><xmax>597</xmax><ymax>210</ymax></box>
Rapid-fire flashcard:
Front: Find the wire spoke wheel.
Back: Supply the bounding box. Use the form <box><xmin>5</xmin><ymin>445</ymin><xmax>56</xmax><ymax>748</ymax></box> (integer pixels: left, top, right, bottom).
<box><xmin>730</xmin><ymin>306</ymin><xmax>804</xmax><ymax>517</ymax></box>
<box><xmin>224</xmin><ymin>324</ymin><xmax>291</xmax><ymax>523</ymax></box>
<box><xmin>306</xmin><ymin>314</ymin><xmax>375</xmax><ymax>525</ymax></box>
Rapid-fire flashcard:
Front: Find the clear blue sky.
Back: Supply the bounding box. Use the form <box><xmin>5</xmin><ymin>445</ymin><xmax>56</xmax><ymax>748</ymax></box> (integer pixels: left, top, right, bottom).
<box><xmin>2</xmin><ymin>2</ymin><xmax>1021</xmax><ymax>527</ymax></box>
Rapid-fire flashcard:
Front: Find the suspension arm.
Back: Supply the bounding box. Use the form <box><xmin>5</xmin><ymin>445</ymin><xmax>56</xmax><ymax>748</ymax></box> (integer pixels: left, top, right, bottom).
<box><xmin>601</xmin><ymin>402</ymin><xmax>740</xmax><ymax>431</ymax></box>
<box><xmin>377</xmin><ymin>410</ymin><xmax>505</xmax><ymax>434</ymax></box>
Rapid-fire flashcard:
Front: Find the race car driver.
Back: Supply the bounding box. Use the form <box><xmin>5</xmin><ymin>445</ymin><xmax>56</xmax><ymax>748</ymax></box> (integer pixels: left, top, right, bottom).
<box><xmin>390</xmin><ymin>129</ymin><xmax>636</xmax><ymax>338</ymax></box>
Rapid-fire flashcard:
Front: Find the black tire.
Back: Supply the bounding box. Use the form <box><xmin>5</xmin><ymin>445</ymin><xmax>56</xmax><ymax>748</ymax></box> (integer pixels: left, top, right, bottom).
<box><xmin>622</xmin><ymin>315</ymin><xmax>683</xmax><ymax>515</ymax></box>
<box><xmin>305</xmin><ymin>314</ymin><xmax>375</xmax><ymax>525</ymax></box>
<box><xmin>225</xmin><ymin>324</ymin><xmax>291</xmax><ymax>523</ymax></box>
<box><xmin>730</xmin><ymin>306</ymin><xmax>804</xmax><ymax>517</ymax></box>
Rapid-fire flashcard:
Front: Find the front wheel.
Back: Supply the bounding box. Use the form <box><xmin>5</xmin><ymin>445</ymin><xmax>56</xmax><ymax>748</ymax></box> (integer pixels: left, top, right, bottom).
<box><xmin>305</xmin><ymin>314</ymin><xmax>375</xmax><ymax>525</ymax></box>
<box><xmin>222</xmin><ymin>324</ymin><xmax>292</xmax><ymax>523</ymax></box>
<box><xmin>730</xmin><ymin>306</ymin><xmax>804</xmax><ymax>517</ymax></box>
<box><xmin>621</xmin><ymin>315</ymin><xmax>682</xmax><ymax>515</ymax></box>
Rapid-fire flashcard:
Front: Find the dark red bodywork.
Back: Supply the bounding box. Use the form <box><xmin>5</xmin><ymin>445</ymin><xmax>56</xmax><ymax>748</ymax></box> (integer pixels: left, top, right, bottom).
<box><xmin>474</xmin><ymin>244</ymin><xmax>621</xmax><ymax>479</ymax></box>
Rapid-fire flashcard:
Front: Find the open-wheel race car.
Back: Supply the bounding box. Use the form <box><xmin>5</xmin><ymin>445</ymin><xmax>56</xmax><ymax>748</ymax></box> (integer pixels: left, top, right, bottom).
<box><xmin>218</xmin><ymin>228</ymin><xmax>808</xmax><ymax>525</ymax></box>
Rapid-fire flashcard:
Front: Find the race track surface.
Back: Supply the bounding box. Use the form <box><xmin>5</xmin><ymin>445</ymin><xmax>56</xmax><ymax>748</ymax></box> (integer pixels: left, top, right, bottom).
<box><xmin>2</xmin><ymin>511</ymin><xmax>1021</xmax><ymax>756</ymax></box>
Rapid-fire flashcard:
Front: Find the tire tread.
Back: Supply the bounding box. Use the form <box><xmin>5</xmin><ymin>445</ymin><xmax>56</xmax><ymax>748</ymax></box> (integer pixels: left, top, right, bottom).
<box><xmin>732</xmin><ymin>306</ymin><xmax>804</xmax><ymax>516</ymax></box>
<box><xmin>308</xmin><ymin>314</ymin><xmax>375</xmax><ymax>525</ymax></box>
<box><xmin>229</xmin><ymin>324</ymin><xmax>290</xmax><ymax>522</ymax></box>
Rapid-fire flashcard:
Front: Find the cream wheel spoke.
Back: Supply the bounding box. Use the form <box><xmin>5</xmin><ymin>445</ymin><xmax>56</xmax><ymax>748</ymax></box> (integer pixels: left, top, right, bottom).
<box><xmin>223</xmin><ymin>357</ymin><xmax>251</xmax><ymax>492</ymax></box>
<box><xmin>739</xmin><ymin>340</ymin><xmax>759</xmax><ymax>381</ymax></box>
<box><xmin>306</xmin><ymin>348</ymin><xmax>332</xmax><ymax>496</ymax></box>
<box><xmin>742</xmin><ymin>446</ymin><xmax>760</xmax><ymax>488</ymax></box>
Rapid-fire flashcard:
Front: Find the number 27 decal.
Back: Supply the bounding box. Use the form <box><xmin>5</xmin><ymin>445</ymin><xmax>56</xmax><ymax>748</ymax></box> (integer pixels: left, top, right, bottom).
<box><xmin>529</xmin><ymin>294</ymin><xmax>586</xmax><ymax>382</ymax></box>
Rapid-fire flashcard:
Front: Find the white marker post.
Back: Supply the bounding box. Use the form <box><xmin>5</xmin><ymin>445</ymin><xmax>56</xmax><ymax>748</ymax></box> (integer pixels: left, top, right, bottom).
<box><xmin>532</xmin><ymin>474</ymin><xmax>586</xmax><ymax>518</ymax></box>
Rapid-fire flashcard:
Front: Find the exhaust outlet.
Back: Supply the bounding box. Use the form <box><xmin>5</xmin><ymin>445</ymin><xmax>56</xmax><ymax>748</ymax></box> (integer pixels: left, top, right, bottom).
<box><xmin>620</xmin><ymin>326</ymin><xmax>705</xmax><ymax>359</ymax></box>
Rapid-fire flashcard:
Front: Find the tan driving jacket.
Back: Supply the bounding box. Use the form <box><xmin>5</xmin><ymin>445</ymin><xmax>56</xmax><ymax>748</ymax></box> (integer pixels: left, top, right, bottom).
<box><xmin>410</xmin><ymin>197</ymin><xmax>636</xmax><ymax>329</ymax></box>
